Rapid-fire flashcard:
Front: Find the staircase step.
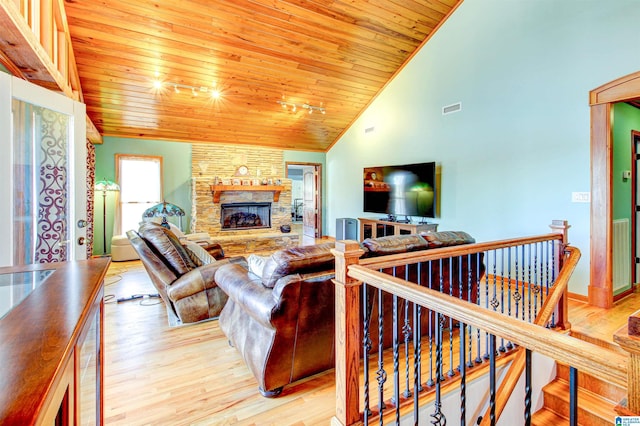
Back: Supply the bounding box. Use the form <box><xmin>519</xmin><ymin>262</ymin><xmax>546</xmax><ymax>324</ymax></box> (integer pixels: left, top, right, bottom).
<box><xmin>531</xmin><ymin>407</ymin><xmax>569</xmax><ymax>426</ymax></box>
<box><xmin>556</xmin><ymin>363</ymin><xmax>626</xmax><ymax>404</ymax></box>
<box><xmin>542</xmin><ymin>378</ymin><xmax>616</xmax><ymax>426</ymax></box>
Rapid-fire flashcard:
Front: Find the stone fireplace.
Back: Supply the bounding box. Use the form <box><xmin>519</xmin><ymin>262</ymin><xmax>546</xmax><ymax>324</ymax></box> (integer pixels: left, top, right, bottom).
<box><xmin>221</xmin><ymin>202</ymin><xmax>271</xmax><ymax>230</ymax></box>
<box><xmin>191</xmin><ymin>143</ymin><xmax>299</xmax><ymax>255</ymax></box>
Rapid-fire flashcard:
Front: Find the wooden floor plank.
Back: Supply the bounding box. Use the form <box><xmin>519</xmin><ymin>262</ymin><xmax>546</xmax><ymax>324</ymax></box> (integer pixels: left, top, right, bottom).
<box><xmin>103</xmin><ymin>260</ymin><xmax>639</xmax><ymax>425</ymax></box>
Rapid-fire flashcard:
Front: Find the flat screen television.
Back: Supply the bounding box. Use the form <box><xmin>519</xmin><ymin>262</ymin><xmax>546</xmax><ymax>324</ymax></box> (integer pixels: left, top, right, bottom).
<box><xmin>363</xmin><ymin>161</ymin><xmax>436</xmax><ymax>219</ymax></box>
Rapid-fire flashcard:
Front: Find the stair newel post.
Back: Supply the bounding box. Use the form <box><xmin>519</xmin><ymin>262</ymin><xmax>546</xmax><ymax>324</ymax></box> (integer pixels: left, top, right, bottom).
<box><xmin>614</xmin><ymin>310</ymin><xmax>640</xmax><ymax>415</ymax></box>
<box><xmin>332</xmin><ymin>240</ymin><xmax>366</xmax><ymax>426</ymax></box>
<box><xmin>549</xmin><ymin>220</ymin><xmax>571</xmax><ymax>330</ymax></box>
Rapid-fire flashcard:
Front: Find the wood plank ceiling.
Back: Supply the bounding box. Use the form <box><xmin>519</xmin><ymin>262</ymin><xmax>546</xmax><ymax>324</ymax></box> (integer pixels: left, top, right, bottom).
<box><xmin>64</xmin><ymin>0</ymin><xmax>460</xmax><ymax>151</ymax></box>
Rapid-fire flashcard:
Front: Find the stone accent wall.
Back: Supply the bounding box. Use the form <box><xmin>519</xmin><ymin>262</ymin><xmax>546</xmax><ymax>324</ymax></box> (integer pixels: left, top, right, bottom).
<box><xmin>191</xmin><ymin>144</ymin><xmax>292</xmax><ymax>237</ymax></box>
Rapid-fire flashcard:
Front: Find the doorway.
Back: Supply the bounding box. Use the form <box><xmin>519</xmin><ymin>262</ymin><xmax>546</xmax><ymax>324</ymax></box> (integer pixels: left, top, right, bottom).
<box><xmin>0</xmin><ymin>73</ymin><xmax>88</xmax><ymax>266</ymax></box>
<box><xmin>286</xmin><ymin>162</ymin><xmax>323</xmax><ymax>242</ymax></box>
<box><xmin>590</xmin><ymin>70</ymin><xmax>640</xmax><ymax>308</ymax></box>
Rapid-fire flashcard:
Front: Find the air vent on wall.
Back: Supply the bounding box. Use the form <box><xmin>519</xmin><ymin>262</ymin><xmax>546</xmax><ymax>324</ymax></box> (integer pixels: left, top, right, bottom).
<box><xmin>442</xmin><ymin>102</ymin><xmax>462</xmax><ymax>115</ymax></box>
<box><xmin>364</xmin><ymin>126</ymin><xmax>375</xmax><ymax>134</ymax></box>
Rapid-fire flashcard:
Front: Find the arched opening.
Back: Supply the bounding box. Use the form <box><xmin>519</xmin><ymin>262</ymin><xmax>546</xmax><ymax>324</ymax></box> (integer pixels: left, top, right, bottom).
<box><xmin>589</xmin><ymin>70</ymin><xmax>640</xmax><ymax>308</ymax></box>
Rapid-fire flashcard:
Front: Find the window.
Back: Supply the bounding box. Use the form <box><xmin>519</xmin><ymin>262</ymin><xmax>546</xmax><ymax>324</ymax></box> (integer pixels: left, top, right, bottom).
<box><xmin>116</xmin><ymin>155</ymin><xmax>162</xmax><ymax>233</ymax></box>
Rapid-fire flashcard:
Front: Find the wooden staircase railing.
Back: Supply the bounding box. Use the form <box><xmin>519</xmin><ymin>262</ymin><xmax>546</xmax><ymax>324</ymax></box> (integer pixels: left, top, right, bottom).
<box><xmin>478</xmin><ymin>245</ymin><xmax>580</xmax><ymax>425</ymax></box>
<box><xmin>331</xmin><ymin>222</ymin><xmax>637</xmax><ymax>426</ymax></box>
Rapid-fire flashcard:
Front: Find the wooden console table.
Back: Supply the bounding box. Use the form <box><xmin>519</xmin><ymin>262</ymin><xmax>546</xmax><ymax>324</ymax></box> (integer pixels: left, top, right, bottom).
<box><xmin>358</xmin><ymin>217</ymin><xmax>438</xmax><ymax>241</ymax></box>
<box><xmin>0</xmin><ymin>257</ymin><xmax>110</xmax><ymax>425</ymax></box>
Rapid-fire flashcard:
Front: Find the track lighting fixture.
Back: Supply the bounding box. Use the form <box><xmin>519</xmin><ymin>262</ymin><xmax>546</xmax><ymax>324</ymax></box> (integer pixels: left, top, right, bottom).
<box><xmin>277</xmin><ymin>100</ymin><xmax>326</xmax><ymax>114</ymax></box>
<box><xmin>152</xmin><ymin>79</ymin><xmax>221</xmax><ymax>99</ymax></box>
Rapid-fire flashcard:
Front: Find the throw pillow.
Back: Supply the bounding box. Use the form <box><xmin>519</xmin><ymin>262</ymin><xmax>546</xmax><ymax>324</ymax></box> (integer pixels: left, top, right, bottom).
<box><xmin>247</xmin><ymin>254</ymin><xmax>269</xmax><ymax>278</ymax></box>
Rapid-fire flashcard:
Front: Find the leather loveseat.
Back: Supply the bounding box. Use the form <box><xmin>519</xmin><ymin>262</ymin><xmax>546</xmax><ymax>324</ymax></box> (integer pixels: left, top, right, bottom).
<box><xmin>214</xmin><ymin>231</ymin><xmax>484</xmax><ymax>397</ymax></box>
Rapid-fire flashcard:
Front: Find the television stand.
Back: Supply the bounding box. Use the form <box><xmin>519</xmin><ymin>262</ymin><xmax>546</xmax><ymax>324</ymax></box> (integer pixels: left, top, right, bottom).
<box><xmin>358</xmin><ymin>218</ymin><xmax>438</xmax><ymax>241</ymax></box>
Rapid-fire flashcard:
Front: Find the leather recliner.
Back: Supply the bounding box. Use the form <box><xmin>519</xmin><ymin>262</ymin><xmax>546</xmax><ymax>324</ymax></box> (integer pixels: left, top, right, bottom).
<box><xmin>127</xmin><ymin>222</ymin><xmax>239</xmax><ymax>324</ymax></box>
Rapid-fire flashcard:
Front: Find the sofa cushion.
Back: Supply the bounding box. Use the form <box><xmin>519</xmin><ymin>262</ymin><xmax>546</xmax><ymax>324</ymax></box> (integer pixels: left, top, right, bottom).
<box><xmin>420</xmin><ymin>231</ymin><xmax>475</xmax><ymax>248</ymax></box>
<box><xmin>138</xmin><ymin>222</ymin><xmax>195</xmax><ymax>276</ymax></box>
<box><xmin>361</xmin><ymin>234</ymin><xmax>429</xmax><ymax>257</ymax></box>
<box><xmin>261</xmin><ymin>242</ymin><xmax>336</xmax><ymax>288</ymax></box>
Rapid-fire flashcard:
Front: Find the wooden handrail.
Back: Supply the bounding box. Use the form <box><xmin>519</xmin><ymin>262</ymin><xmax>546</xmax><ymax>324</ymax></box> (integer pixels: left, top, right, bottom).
<box><xmin>347</xmin><ymin>265</ymin><xmax>627</xmax><ymax>388</ymax></box>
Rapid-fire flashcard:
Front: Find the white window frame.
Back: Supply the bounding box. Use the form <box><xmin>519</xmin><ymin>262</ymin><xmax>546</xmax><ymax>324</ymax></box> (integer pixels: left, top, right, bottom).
<box><xmin>115</xmin><ymin>154</ymin><xmax>163</xmax><ymax>234</ymax></box>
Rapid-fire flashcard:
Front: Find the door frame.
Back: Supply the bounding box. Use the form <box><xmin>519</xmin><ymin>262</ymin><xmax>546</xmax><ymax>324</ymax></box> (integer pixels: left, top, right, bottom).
<box><xmin>590</xmin><ymin>70</ymin><xmax>640</xmax><ymax>308</ymax></box>
<box><xmin>285</xmin><ymin>162</ymin><xmax>323</xmax><ymax>237</ymax></box>
<box><xmin>0</xmin><ymin>73</ymin><xmax>87</xmax><ymax>265</ymax></box>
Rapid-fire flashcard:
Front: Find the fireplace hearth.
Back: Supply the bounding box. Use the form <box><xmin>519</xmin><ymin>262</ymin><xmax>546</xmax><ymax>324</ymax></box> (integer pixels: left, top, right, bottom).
<box><xmin>221</xmin><ymin>202</ymin><xmax>271</xmax><ymax>230</ymax></box>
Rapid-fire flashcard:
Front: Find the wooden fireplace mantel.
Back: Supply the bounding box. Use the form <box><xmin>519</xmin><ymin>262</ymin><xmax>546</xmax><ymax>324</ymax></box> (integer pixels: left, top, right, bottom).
<box><xmin>209</xmin><ymin>184</ymin><xmax>285</xmax><ymax>203</ymax></box>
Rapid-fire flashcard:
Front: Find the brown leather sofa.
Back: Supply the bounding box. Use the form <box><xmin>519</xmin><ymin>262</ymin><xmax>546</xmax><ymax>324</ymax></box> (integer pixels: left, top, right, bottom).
<box><xmin>214</xmin><ymin>231</ymin><xmax>484</xmax><ymax>397</ymax></box>
<box><xmin>127</xmin><ymin>222</ymin><xmax>240</xmax><ymax>324</ymax></box>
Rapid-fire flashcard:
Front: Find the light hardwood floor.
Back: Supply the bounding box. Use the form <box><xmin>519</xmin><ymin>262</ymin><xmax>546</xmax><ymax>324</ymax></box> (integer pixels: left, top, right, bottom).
<box><xmin>103</xmin><ymin>260</ymin><xmax>639</xmax><ymax>425</ymax></box>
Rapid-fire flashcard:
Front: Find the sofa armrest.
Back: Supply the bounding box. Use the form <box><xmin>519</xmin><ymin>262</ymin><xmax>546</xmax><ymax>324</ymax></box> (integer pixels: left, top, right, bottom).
<box><xmin>215</xmin><ymin>263</ymin><xmax>280</xmax><ymax>329</ymax></box>
<box><xmin>167</xmin><ymin>257</ymin><xmax>243</xmax><ymax>302</ymax></box>
<box><xmin>203</xmin><ymin>242</ymin><xmax>225</xmax><ymax>260</ymax></box>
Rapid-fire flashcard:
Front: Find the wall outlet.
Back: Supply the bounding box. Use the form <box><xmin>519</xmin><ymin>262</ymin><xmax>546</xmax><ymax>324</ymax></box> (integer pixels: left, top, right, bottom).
<box><xmin>571</xmin><ymin>192</ymin><xmax>591</xmax><ymax>203</ymax></box>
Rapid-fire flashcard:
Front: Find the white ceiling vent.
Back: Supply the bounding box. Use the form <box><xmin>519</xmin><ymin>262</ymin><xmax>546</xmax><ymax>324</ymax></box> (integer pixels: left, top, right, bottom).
<box><xmin>442</xmin><ymin>102</ymin><xmax>462</xmax><ymax>115</ymax></box>
<box><xmin>364</xmin><ymin>126</ymin><xmax>375</xmax><ymax>134</ymax></box>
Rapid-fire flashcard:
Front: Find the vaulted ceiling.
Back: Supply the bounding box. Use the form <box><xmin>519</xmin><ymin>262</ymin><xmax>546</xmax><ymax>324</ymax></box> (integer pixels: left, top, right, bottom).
<box><xmin>63</xmin><ymin>0</ymin><xmax>461</xmax><ymax>152</ymax></box>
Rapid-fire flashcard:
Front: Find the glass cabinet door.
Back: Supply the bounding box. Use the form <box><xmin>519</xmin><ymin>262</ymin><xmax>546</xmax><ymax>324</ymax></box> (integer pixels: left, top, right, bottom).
<box><xmin>78</xmin><ymin>304</ymin><xmax>102</xmax><ymax>425</ymax></box>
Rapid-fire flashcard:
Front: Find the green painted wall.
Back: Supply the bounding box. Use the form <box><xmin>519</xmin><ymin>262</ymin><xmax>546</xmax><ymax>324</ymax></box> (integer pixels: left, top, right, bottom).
<box><xmin>613</xmin><ymin>103</ymin><xmax>640</xmax><ymax>221</ymax></box>
<box><xmin>612</xmin><ymin>103</ymin><xmax>640</xmax><ymax>294</ymax></box>
<box><xmin>93</xmin><ymin>137</ymin><xmax>192</xmax><ymax>255</ymax></box>
<box><xmin>326</xmin><ymin>0</ymin><xmax>640</xmax><ymax>296</ymax></box>
<box><xmin>93</xmin><ymin>139</ymin><xmax>327</xmax><ymax>254</ymax></box>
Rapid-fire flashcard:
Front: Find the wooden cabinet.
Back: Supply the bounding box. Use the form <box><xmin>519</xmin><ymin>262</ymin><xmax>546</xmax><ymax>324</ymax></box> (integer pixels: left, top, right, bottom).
<box><xmin>0</xmin><ymin>258</ymin><xmax>110</xmax><ymax>425</ymax></box>
<box><xmin>358</xmin><ymin>218</ymin><xmax>438</xmax><ymax>241</ymax></box>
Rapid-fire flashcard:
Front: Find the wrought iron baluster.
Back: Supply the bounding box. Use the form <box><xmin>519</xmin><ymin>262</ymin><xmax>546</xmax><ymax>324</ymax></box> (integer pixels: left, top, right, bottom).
<box><xmin>392</xmin><ymin>294</ymin><xmax>400</xmax><ymax>424</ymax></box>
<box><xmin>376</xmin><ymin>287</ymin><xmax>386</xmax><ymax>419</ymax></box>
<box><xmin>413</xmin><ymin>298</ymin><xmax>421</xmax><ymax>423</ymax></box>
<box><xmin>520</xmin><ymin>245</ymin><xmax>526</xmax><ymax>321</ymax></box>
<box><xmin>403</xmin><ymin>267</ymin><xmax>412</xmax><ymax>398</ymax></box>
<box><xmin>416</xmin><ymin>262</ymin><xmax>424</xmax><ymax>392</ymax></box>
<box><xmin>430</xmin><ymin>312</ymin><xmax>445</xmax><ymax>426</ymax></box>
<box><xmin>524</xmin><ymin>349</ymin><xmax>532</xmax><ymax>426</ymax></box>
<box><xmin>499</xmin><ymin>248</ymin><xmax>506</xmax><ymax>352</ymax></box>
<box><xmin>550</xmin><ymin>240</ymin><xmax>557</xmax><ymax>327</ymax></box>
<box><xmin>363</xmin><ymin>283</ymin><xmax>372</xmax><ymax>422</ymax></box>
<box><xmin>532</xmin><ymin>242</ymin><xmax>541</xmax><ymax>321</ymax></box>
<box><xmin>426</xmin><ymin>261</ymin><xmax>435</xmax><ymax>387</ymax></box>
<box><xmin>505</xmin><ymin>247</ymin><xmax>514</xmax><ymax>350</ymax></box>
<box><xmin>514</xmin><ymin>245</ymin><xmax>522</xmax><ymax>322</ymax></box>
<box><xmin>447</xmin><ymin>259</ymin><xmax>455</xmax><ymax>377</ymax></box>
<box><xmin>476</xmin><ymin>253</ymin><xmax>483</xmax><ymax>364</ymax></box>
<box><xmin>570</xmin><ymin>366</ymin><xmax>578</xmax><ymax>426</ymax></box>
<box><xmin>527</xmin><ymin>243</ymin><xmax>533</xmax><ymax>323</ymax></box>
<box><xmin>489</xmin><ymin>333</ymin><xmax>497</xmax><ymax>425</ymax></box>
<box><xmin>466</xmin><ymin>254</ymin><xmax>474</xmax><ymax>368</ymax></box>
<box><xmin>460</xmin><ymin>319</ymin><xmax>467</xmax><ymax>426</ymax></box>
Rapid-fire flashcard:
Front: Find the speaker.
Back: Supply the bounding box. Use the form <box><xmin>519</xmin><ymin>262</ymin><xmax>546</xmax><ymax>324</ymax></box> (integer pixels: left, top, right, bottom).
<box><xmin>336</xmin><ymin>218</ymin><xmax>357</xmax><ymax>240</ymax></box>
